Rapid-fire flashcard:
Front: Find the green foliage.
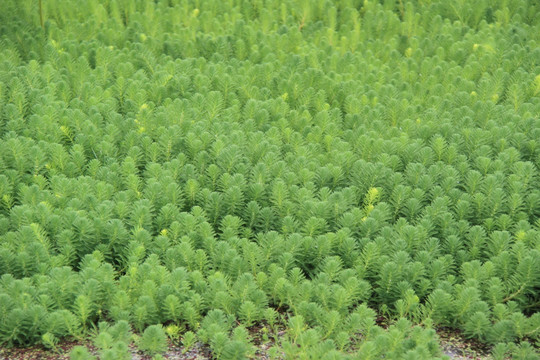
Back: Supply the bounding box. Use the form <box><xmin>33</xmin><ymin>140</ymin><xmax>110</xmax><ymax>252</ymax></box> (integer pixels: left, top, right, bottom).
<box><xmin>91</xmin><ymin>321</ymin><xmax>132</xmax><ymax>360</ymax></box>
<box><xmin>139</xmin><ymin>324</ymin><xmax>168</xmax><ymax>356</ymax></box>
<box><xmin>0</xmin><ymin>0</ymin><xmax>539</xmax><ymax>358</ymax></box>
<box><xmin>181</xmin><ymin>331</ymin><xmax>197</xmax><ymax>353</ymax></box>
<box><xmin>70</xmin><ymin>346</ymin><xmax>96</xmax><ymax>360</ymax></box>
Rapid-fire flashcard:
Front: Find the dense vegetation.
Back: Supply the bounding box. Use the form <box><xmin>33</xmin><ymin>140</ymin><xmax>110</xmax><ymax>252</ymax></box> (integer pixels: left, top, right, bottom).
<box><xmin>0</xmin><ymin>0</ymin><xmax>539</xmax><ymax>359</ymax></box>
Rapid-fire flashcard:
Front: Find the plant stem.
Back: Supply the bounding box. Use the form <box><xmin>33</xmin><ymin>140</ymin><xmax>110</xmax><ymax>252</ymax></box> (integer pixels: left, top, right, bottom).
<box><xmin>39</xmin><ymin>0</ymin><xmax>44</xmax><ymax>29</ymax></box>
<box><xmin>502</xmin><ymin>284</ymin><xmax>525</xmax><ymax>303</ymax></box>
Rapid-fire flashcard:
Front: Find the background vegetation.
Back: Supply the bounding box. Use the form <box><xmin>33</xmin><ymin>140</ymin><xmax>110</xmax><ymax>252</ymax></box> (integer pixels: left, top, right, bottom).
<box><xmin>0</xmin><ymin>0</ymin><xmax>539</xmax><ymax>358</ymax></box>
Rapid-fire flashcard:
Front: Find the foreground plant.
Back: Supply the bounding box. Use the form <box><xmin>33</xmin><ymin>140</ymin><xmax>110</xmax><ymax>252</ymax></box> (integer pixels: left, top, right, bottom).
<box><xmin>139</xmin><ymin>325</ymin><xmax>168</xmax><ymax>356</ymax></box>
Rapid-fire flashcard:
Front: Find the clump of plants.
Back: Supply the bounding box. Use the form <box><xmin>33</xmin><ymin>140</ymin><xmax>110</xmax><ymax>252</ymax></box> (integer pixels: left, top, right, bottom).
<box><xmin>0</xmin><ymin>0</ymin><xmax>539</xmax><ymax>358</ymax></box>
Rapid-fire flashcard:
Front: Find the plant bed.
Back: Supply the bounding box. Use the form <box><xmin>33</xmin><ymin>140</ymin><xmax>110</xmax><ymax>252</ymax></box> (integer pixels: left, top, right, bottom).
<box><xmin>0</xmin><ymin>0</ymin><xmax>539</xmax><ymax>359</ymax></box>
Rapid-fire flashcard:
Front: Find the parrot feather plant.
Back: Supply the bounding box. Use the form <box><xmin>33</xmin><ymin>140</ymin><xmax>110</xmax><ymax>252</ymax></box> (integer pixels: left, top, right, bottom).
<box><xmin>0</xmin><ymin>0</ymin><xmax>539</xmax><ymax>359</ymax></box>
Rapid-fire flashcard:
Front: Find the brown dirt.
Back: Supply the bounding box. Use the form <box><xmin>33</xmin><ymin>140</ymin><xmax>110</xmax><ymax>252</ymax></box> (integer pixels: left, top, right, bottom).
<box><xmin>0</xmin><ymin>339</ymin><xmax>93</xmax><ymax>360</ymax></box>
<box><xmin>436</xmin><ymin>327</ymin><xmax>492</xmax><ymax>360</ymax></box>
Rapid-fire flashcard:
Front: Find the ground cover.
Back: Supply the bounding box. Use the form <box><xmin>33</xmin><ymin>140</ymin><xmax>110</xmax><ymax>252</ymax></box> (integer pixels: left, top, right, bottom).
<box><xmin>0</xmin><ymin>0</ymin><xmax>539</xmax><ymax>358</ymax></box>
